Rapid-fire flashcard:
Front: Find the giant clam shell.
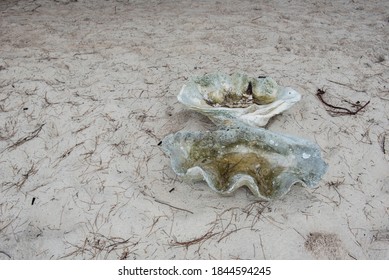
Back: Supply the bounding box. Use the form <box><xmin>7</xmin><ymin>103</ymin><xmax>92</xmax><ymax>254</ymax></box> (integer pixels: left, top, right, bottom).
<box><xmin>177</xmin><ymin>73</ymin><xmax>301</xmax><ymax>127</ymax></box>
<box><xmin>162</xmin><ymin>126</ymin><xmax>327</xmax><ymax>200</ymax></box>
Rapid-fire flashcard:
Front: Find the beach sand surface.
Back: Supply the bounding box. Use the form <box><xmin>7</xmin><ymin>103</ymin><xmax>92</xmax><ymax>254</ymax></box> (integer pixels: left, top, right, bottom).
<box><xmin>0</xmin><ymin>0</ymin><xmax>388</xmax><ymax>259</ymax></box>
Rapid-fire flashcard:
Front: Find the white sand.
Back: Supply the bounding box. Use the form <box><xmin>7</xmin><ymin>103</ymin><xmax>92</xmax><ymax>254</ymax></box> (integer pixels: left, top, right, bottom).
<box><xmin>0</xmin><ymin>0</ymin><xmax>388</xmax><ymax>260</ymax></box>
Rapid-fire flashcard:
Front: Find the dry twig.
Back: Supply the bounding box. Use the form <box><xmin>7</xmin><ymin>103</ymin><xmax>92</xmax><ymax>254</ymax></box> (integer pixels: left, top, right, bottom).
<box><xmin>316</xmin><ymin>88</ymin><xmax>370</xmax><ymax>116</ymax></box>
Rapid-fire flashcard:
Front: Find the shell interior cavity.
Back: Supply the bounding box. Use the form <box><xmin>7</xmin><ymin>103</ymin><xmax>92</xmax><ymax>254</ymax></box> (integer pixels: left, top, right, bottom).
<box><xmin>177</xmin><ymin>73</ymin><xmax>302</xmax><ymax>127</ymax></box>
<box><xmin>162</xmin><ymin>126</ymin><xmax>328</xmax><ymax>200</ymax></box>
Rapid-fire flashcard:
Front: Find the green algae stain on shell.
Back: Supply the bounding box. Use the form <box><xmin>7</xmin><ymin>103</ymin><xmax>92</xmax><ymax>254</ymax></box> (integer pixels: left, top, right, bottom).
<box><xmin>188</xmin><ymin>138</ymin><xmax>284</xmax><ymax>198</ymax></box>
<box><xmin>200</xmin><ymin>152</ymin><xmax>284</xmax><ymax>197</ymax></box>
<box><xmin>251</xmin><ymin>77</ymin><xmax>278</xmax><ymax>105</ymax></box>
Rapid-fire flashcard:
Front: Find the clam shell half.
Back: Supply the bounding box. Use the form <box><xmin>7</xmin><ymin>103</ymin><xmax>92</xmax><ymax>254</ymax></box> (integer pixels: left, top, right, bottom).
<box><xmin>177</xmin><ymin>73</ymin><xmax>301</xmax><ymax>127</ymax></box>
<box><xmin>162</xmin><ymin>126</ymin><xmax>327</xmax><ymax>200</ymax></box>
